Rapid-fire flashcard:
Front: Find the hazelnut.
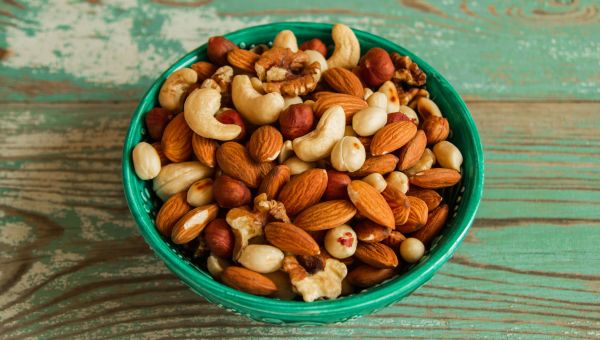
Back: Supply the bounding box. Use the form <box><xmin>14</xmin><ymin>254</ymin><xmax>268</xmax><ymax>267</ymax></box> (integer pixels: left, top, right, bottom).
<box><xmin>204</xmin><ymin>218</ymin><xmax>234</xmax><ymax>258</ymax></box>
<box><xmin>330</xmin><ymin>136</ymin><xmax>366</xmax><ymax>172</ymax></box>
<box><xmin>207</xmin><ymin>36</ymin><xmax>238</xmax><ymax>65</ymax></box>
<box><xmin>279</xmin><ymin>104</ymin><xmax>314</xmax><ymax>140</ymax></box>
<box><xmin>358</xmin><ymin>48</ymin><xmax>395</xmax><ymax>88</ymax></box>
<box><xmin>299</xmin><ymin>38</ymin><xmax>328</xmax><ymax>57</ymax></box>
<box><xmin>213</xmin><ymin>175</ymin><xmax>251</xmax><ymax>208</ymax></box>
<box><xmin>399</xmin><ymin>237</ymin><xmax>425</xmax><ymax>263</ymax></box>
<box><xmin>215</xmin><ymin>109</ymin><xmax>246</xmax><ymax>141</ymax></box>
<box><xmin>422</xmin><ymin>116</ymin><xmax>449</xmax><ymax>145</ymax></box>
<box><xmin>324</xmin><ymin>170</ymin><xmax>351</xmax><ymax>200</ymax></box>
<box><xmin>145</xmin><ymin>107</ymin><xmax>172</xmax><ymax>141</ymax></box>
<box><xmin>324</xmin><ymin>225</ymin><xmax>357</xmax><ymax>259</ymax></box>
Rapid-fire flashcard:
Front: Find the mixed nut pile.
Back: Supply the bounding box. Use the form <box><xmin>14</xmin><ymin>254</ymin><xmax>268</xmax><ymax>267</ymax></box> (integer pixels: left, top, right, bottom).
<box><xmin>131</xmin><ymin>24</ymin><xmax>463</xmax><ymax>302</ymax></box>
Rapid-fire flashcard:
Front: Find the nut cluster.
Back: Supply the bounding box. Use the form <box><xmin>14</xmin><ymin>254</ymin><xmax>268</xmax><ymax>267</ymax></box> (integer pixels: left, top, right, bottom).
<box><xmin>132</xmin><ymin>24</ymin><xmax>463</xmax><ymax>302</ymax></box>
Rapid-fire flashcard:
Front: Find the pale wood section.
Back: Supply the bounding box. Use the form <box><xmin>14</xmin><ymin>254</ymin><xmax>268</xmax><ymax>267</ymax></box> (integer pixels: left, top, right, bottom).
<box><xmin>1</xmin><ymin>101</ymin><xmax>599</xmax><ymax>338</ymax></box>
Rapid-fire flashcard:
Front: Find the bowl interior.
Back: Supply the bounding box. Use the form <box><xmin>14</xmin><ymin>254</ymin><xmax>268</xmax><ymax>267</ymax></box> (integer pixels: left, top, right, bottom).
<box><xmin>122</xmin><ymin>22</ymin><xmax>484</xmax><ymax>324</ymax></box>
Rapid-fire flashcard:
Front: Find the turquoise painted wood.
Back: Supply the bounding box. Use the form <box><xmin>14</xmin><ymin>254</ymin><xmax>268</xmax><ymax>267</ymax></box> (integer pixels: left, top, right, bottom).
<box><xmin>1</xmin><ymin>0</ymin><xmax>599</xmax><ymax>338</ymax></box>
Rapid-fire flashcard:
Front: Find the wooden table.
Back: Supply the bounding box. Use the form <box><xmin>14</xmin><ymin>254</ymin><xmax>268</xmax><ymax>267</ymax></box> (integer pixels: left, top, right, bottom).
<box><xmin>1</xmin><ymin>1</ymin><xmax>599</xmax><ymax>338</ymax></box>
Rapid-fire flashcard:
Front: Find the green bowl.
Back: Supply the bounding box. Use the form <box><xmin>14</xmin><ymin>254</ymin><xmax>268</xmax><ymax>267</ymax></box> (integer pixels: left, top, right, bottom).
<box><xmin>122</xmin><ymin>22</ymin><xmax>484</xmax><ymax>324</ymax></box>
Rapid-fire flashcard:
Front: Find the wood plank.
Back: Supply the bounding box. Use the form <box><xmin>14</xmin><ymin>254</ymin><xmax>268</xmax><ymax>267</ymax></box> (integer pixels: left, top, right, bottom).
<box><xmin>1</xmin><ymin>0</ymin><xmax>599</xmax><ymax>102</ymax></box>
<box><xmin>1</xmin><ymin>101</ymin><xmax>599</xmax><ymax>338</ymax></box>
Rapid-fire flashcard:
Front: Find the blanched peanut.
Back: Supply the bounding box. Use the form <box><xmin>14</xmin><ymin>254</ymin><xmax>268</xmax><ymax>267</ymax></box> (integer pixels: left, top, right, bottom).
<box><xmin>386</xmin><ymin>171</ymin><xmax>409</xmax><ymax>194</ymax></box>
<box><xmin>324</xmin><ymin>225</ymin><xmax>357</xmax><ymax>259</ymax></box>
<box><xmin>433</xmin><ymin>141</ymin><xmax>463</xmax><ymax>172</ymax></box>
<box><xmin>132</xmin><ymin>142</ymin><xmax>161</xmax><ymax>180</ymax></box>
<box><xmin>404</xmin><ymin>148</ymin><xmax>435</xmax><ymax>176</ymax></box>
<box><xmin>207</xmin><ymin>253</ymin><xmax>230</xmax><ymax>279</ymax></box>
<box><xmin>362</xmin><ymin>173</ymin><xmax>387</xmax><ymax>193</ymax></box>
<box><xmin>352</xmin><ymin>107</ymin><xmax>387</xmax><ymax>136</ymax></box>
<box><xmin>330</xmin><ymin>136</ymin><xmax>366</xmax><ymax>172</ymax></box>
<box><xmin>238</xmin><ymin>244</ymin><xmax>284</xmax><ymax>274</ymax></box>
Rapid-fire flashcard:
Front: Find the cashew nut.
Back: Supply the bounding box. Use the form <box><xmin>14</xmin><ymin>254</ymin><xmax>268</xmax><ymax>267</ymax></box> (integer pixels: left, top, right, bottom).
<box><xmin>278</xmin><ymin>140</ymin><xmax>294</xmax><ymax>163</ymax></box>
<box><xmin>231</xmin><ymin>75</ymin><xmax>285</xmax><ymax>125</ymax></box>
<box><xmin>250</xmin><ymin>77</ymin><xmax>265</xmax><ymax>93</ymax></box>
<box><xmin>158</xmin><ymin>68</ymin><xmax>198</xmax><ymax>111</ymax></box>
<box><xmin>330</xmin><ymin>136</ymin><xmax>366</xmax><ymax>172</ymax></box>
<box><xmin>378</xmin><ymin>81</ymin><xmax>400</xmax><ymax>113</ymax></box>
<box><xmin>367</xmin><ymin>92</ymin><xmax>388</xmax><ymax>110</ymax></box>
<box><xmin>272</xmin><ymin>29</ymin><xmax>298</xmax><ymax>52</ymax></box>
<box><xmin>184</xmin><ymin>88</ymin><xmax>242</xmax><ymax>141</ymax></box>
<box><xmin>304</xmin><ymin>49</ymin><xmax>328</xmax><ymax>72</ymax></box>
<box><xmin>363</xmin><ymin>88</ymin><xmax>374</xmax><ymax>100</ymax></box>
<box><xmin>352</xmin><ymin>107</ymin><xmax>387</xmax><ymax>136</ymax></box>
<box><xmin>327</xmin><ymin>24</ymin><xmax>360</xmax><ymax>69</ymax></box>
<box><xmin>292</xmin><ymin>105</ymin><xmax>346</xmax><ymax>162</ymax></box>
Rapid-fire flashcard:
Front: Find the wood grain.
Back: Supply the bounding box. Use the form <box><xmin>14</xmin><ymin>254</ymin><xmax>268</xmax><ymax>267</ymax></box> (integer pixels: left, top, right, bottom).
<box><xmin>1</xmin><ymin>101</ymin><xmax>599</xmax><ymax>338</ymax></box>
<box><xmin>0</xmin><ymin>0</ymin><xmax>599</xmax><ymax>102</ymax></box>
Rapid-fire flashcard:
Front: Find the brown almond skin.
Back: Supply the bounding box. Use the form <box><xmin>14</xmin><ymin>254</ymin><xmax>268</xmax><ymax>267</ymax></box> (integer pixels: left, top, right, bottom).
<box><xmin>350</xmin><ymin>154</ymin><xmax>399</xmax><ymax>178</ymax></box>
<box><xmin>161</xmin><ymin>113</ymin><xmax>193</xmax><ymax>163</ymax></box>
<box><xmin>354</xmin><ymin>220</ymin><xmax>391</xmax><ymax>243</ymax></box>
<box><xmin>278</xmin><ymin>169</ymin><xmax>328</xmax><ymax>215</ymax></box>
<box><xmin>248</xmin><ymin>125</ymin><xmax>283</xmax><ymax>162</ymax></box>
<box><xmin>155</xmin><ymin>191</ymin><xmax>191</xmax><ymax>236</ymax></box>
<box><xmin>258</xmin><ymin>165</ymin><xmax>291</xmax><ymax>200</ymax></box>
<box><xmin>347</xmin><ymin>180</ymin><xmax>395</xmax><ymax>229</ymax></box>
<box><xmin>383</xmin><ymin>230</ymin><xmax>407</xmax><ymax>249</ymax></box>
<box><xmin>265</xmin><ymin>222</ymin><xmax>320</xmax><ymax>256</ymax></box>
<box><xmin>204</xmin><ymin>218</ymin><xmax>234</xmax><ymax>258</ymax></box>
<box><xmin>221</xmin><ymin>266</ymin><xmax>277</xmax><ymax>296</ymax></box>
<box><xmin>412</xmin><ymin>204</ymin><xmax>449</xmax><ymax>245</ymax></box>
<box><xmin>322</xmin><ymin>67</ymin><xmax>365</xmax><ymax>98</ymax></box>
<box><xmin>397</xmin><ymin>196</ymin><xmax>429</xmax><ymax>233</ymax></box>
<box><xmin>207</xmin><ymin>36</ymin><xmax>238</xmax><ymax>66</ymax></box>
<box><xmin>398</xmin><ymin>130</ymin><xmax>427</xmax><ymax>170</ymax></box>
<box><xmin>381</xmin><ymin>185</ymin><xmax>411</xmax><ymax>226</ymax></box>
<box><xmin>227</xmin><ymin>48</ymin><xmax>260</xmax><ymax>73</ymax></box>
<box><xmin>190</xmin><ymin>61</ymin><xmax>218</xmax><ymax>83</ymax></box>
<box><xmin>347</xmin><ymin>264</ymin><xmax>396</xmax><ymax>288</ymax></box>
<box><xmin>213</xmin><ymin>175</ymin><xmax>251</xmax><ymax>208</ymax></box>
<box><xmin>192</xmin><ymin>133</ymin><xmax>218</xmax><ymax>168</ymax></box>
<box><xmin>171</xmin><ymin>204</ymin><xmax>218</xmax><ymax>244</ymax></box>
<box><xmin>409</xmin><ymin>168</ymin><xmax>462</xmax><ymax>189</ymax></box>
<box><xmin>216</xmin><ymin>142</ymin><xmax>273</xmax><ymax>188</ymax></box>
<box><xmin>294</xmin><ymin>200</ymin><xmax>357</xmax><ymax>231</ymax></box>
<box><xmin>324</xmin><ymin>170</ymin><xmax>351</xmax><ymax>200</ymax></box>
<box><xmin>370</xmin><ymin>121</ymin><xmax>418</xmax><ymax>156</ymax></box>
<box><xmin>354</xmin><ymin>242</ymin><xmax>399</xmax><ymax>269</ymax></box>
<box><xmin>406</xmin><ymin>188</ymin><xmax>442</xmax><ymax>211</ymax></box>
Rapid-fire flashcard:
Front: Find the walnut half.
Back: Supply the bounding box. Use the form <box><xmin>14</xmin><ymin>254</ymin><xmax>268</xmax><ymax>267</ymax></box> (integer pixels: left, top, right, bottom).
<box><xmin>282</xmin><ymin>255</ymin><xmax>347</xmax><ymax>302</ymax></box>
<box><xmin>255</xmin><ymin>47</ymin><xmax>321</xmax><ymax>97</ymax></box>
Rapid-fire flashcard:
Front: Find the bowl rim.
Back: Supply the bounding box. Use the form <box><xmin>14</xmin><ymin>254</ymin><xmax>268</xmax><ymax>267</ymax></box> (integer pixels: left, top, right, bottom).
<box><xmin>122</xmin><ymin>21</ymin><xmax>484</xmax><ymax>315</ymax></box>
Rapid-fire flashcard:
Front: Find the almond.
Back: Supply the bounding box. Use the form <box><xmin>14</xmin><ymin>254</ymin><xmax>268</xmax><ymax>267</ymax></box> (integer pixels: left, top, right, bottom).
<box><xmin>248</xmin><ymin>125</ymin><xmax>283</xmax><ymax>162</ymax></box>
<box><xmin>406</xmin><ymin>188</ymin><xmax>442</xmax><ymax>211</ymax></box>
<box><xmin>322</xmin><ymin>67</ymin><xmax>365</xmax><ymax>98</ymax></box>
<box><xmin>398</xmin><ymin>130</ymin><xmax>427</xmax><ymax>170</ymax></box>
<box><xmin>347</xmin><ymin>180</ymin><xmax>395</xmax><ymax>228</ymax></box>
<box><xmin>162</xmin><ymin>113</ymin><xmax>193</xmax><ymax>162</ymax></box>
<box><xmin>412</xmin><ymin>204</ymin><xmax>448</xmax><ymax>245</ymax></box>
<box><xmin>355</xmin><ymin>242</ymin><xmax>398</xmax><ymax>269</ymax></box>
<box><xmin>265</xmin><ymin>222</ymin><xmax>320</xmax><ymax>256</ymax></box>
<box><xmin>227</xmin><ymin>48</ymin><xmax>259</xmax><ymax>73</ymax></box>
<box><xmin>192</xmin><ymin>133</ymin><xmax>218</xmax><ymax>168</ymax></box>
<box><xmin>314</xmin><ymin>93</ymin><xmax>368</xmax><ymax>121</ymax></box>
<box><xmin>397</xmin><ymin>196</ymin><xmax>428</xmax><ymax>233</ymax></box>
<box><xmin>258</xmin><ymin>165</ymin><xmax>291</xmax><ymax>200</ymax></box>
<box><xmin>278</xmin><ymin>169</ymin><xmax>327</xmax><ymax>215</ymax></box>
<box><xmin>151</xmin><ymin>142</ymin><xmax>170</xmax><ymax>166</ymax></box>
<box><xmin>216</xmin><ymin>142</ymin><xmax>274</xmax><ymax>188</ymax></box>
<box><xmin>383</xmin><ymin>230</ymin><xmax>407</xmax><ymax>249</ymax></box>
<box><xmin>221</xmin><ymin>266</ymin><xmax>277</xmax><ymax>296</ymax></box>
<box><xmin>354</xmin><ymin>220</ymin><xmax>390</xmax><ymax>243</ymax></box>
<box><xmin>409</xmin><ymin>168</ymin><xmax>462</xmax><ymax>189</ymax></box>
<box><xmin>171</xmin><ymin>204</ymin><xmax>218</xmax><ymax>244</ymax></box>
<box><xmin>381</xmin><ymin>185</ymin><xmax>411</xmax><ymax>226</ymax></box>
<box><xmin>190</xmin><ymin>61</ymin><xmax>218</xmax><ymax>83</ymax></box>
<box><xmin>350</xmin><ymin>154</ymin><xmax>398</xmax><ymax>178</ymax></box>
<box><xmin>155</xmin><ymin>191</ymin><xmax>191</xmax><ymax>236</ymax></box>
<box><xmin>346</xmin><ymin>264</ymin><xmax>396</xmax><ymax>288</ymax></box>
<box><xmin>370</xmin><ymin>121</ymin><xmax>417</xmax><ymax>156</ymax></box>
<box><xmin>294</xmin><ymin>200</ymin><xmax>357</xmax><ymax>231</ymax></box>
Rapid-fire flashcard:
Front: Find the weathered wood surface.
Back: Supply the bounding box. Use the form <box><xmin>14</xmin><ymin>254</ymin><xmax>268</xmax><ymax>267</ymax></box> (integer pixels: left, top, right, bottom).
<box><xmin>1</xmin><ymin>0</ymin><xmax>600</xmax><ymax>338</ymax></box>
<box><xmin>1</xmin><ymin>102</ymin><xmax>599</xmax><ymax>338</ymax></box>
<box><xmin>1</xmin><ymin>0</ymin><xmax>599</xmax><ymax>102</ymax></box>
